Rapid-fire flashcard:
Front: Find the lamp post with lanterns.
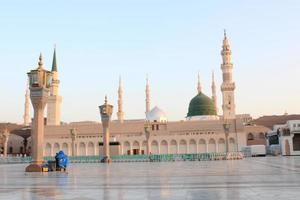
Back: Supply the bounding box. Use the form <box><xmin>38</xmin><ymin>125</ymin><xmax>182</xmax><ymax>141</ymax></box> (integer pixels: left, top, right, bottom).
<box><xmin>99</xmin><ymin>96</ymin><xmax>113</xmax><ymax>163</ymax></box>
<box><xmin>223</xmin><ymin>120</ymin><xmax>231</xmax><ymax>153</ymax></box>
<box><xmin>144</xmin><ymin>122</ymin><xmax>151</xmax><ymax>155</ymax></box>
<box><xmin>25</xmin><ymin>54</ymin><xmax>52</xmax><ymax>172</ymax></box>
<box><xmin>70</xmin><ymin>128</ymin><xmax>77</xmax><ymax>156</ymax></box>
<box><xmin>0</xmin><ymin>128</ymin><xmax>10</xmax><ymax>157</ymax></box>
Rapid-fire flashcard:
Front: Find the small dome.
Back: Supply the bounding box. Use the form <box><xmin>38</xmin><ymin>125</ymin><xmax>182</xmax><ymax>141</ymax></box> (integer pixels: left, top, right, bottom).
<box><xmin>187</xmin><ymin>92</ymin><xmax>216</xmax><ymax>117</ymax></box>
<box><xmin>146</xmin><ymin>106</ymin><xmax>167</xmax><ymax>122</ymax></box>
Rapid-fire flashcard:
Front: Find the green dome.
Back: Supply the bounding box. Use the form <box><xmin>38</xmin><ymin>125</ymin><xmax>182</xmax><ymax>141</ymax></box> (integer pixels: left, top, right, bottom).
<box><xmin>187</xmin><ymin>92</ymin><xmax>217</xmax><ymax>117</ymax></box>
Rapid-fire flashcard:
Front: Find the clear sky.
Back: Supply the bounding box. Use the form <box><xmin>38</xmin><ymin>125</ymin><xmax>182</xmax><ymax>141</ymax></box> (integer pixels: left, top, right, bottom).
<box><xmin>0</xmin><ymin>0</ymin><xmax>300</xmax><ymax>123</ymax></box>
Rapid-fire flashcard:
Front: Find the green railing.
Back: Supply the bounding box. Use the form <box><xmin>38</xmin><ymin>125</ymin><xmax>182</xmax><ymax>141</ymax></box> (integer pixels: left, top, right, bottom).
<box><xmin>0</xmin><ymin>156</ymin><xmax>32</xmax><ymax>164</ymax></box>
<box><xmin>44</xmin><ymin>156</ymin><xmax>102</xmax><ymax>163</ymax></box>
<box><xmin>1</xmin><ymin>152</ymin><xmax>243</xmax><ymax>164</ymax></box>
<box><xmin>110</xmin><ymin>152</ymin><xmax>237</xmax><ymax>162</ymax></box>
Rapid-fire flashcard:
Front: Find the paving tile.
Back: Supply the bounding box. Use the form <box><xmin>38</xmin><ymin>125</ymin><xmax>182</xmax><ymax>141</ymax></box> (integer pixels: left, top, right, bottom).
<box><xmin>1</xmin><ymin>157</ymin><xmax>300</xmax><ymax>199</ymax></box>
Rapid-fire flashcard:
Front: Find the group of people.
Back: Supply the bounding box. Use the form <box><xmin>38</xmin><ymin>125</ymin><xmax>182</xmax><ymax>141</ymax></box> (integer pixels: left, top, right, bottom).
<box><xmin>45</xmin><ymin>150</ymin><xmax>69</xmax><ymax>172</ymax></box>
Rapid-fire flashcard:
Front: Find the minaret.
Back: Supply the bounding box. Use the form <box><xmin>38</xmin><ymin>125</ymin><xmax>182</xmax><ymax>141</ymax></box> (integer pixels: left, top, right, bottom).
<box><xmin>117</xmin><ymin>76</ymin><xmax>124</xmax><ymax>123</ymax></box>
<box><xmin>211</xmin><ymin>71</ymin><xmax>218</xmax><ymax>114</ymax></box>
<box><xmin>145</xmin><ymin>75</ymin><xmax>150</xmax><ymax>114</ymax></box>
<box><xmin>197</xmin><ymin>72</ymin><xmax>202</xmax><ymax>93</ymax></box>
<box><xmin>221</xmin><ymin>30</ymin><xmax>236</xmax><ymax>119</ymax></box>
<box><xmin>23</xmin><ymin>81</ymin><xmax>31</xmax><ymax>126</ymax></box>
<box><xmin>47</xmin><ymin>47</ymin><xmax>62</xmax><ymax>125</ymax></box>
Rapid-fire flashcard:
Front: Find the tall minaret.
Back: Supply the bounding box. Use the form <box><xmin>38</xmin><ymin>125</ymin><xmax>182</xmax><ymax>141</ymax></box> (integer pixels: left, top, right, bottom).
<box><xmin>145</xmin><ymin>75</ymin><xmax>150</xmax><ymax>114</ymax></box>
<box><xmin>197</xmin><ymin>72</ymin><xmax>202</xmax><ymax>93</ymax></box>
<box><xmin>117</xmin><ymin>76</ymin><xmax>124</xmax><ymax>123</ymax></box>
<box><xmin>23</xmin><ymin>81</ymin><xmax>31</xmax><ymax>126</ymax></box>
<box><xmin>211</xmin><ymin>71</ymin><xmax>218</xmax><ymax>114</ymax></box>
<box><xmin>47</xmin><ymin>47</ymin><xmax>62</xmax><ymax>125</ymax></box>
<box><xmin>221</xmin><ymin>30</ymin><xmax>236</xmax><ymax>119</ymax></box>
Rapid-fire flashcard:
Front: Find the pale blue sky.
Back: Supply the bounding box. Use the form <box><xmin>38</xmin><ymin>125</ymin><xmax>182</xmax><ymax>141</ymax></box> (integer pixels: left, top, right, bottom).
<box><xmin>0</xmin><ymin>0</ymin><xmax>300</xmax><ymax>123</ymax></box>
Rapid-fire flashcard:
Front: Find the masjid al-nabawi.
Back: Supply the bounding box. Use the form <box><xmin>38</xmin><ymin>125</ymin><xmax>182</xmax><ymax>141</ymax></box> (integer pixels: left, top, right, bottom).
<box><xmin>4</xmin><ymin>32</ymin><xmax>269</xmax><ymax>157</ymax></box>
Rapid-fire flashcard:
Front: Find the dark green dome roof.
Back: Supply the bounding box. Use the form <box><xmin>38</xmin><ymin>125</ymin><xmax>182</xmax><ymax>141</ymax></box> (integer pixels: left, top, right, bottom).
<box><xmin>187</xmin><ymin>92</ymin><xmax>217</xmax><ymax>117</ymax></box>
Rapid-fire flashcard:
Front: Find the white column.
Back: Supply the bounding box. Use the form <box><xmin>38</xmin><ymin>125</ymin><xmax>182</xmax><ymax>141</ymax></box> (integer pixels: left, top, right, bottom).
<box><xmin>85</xmin><ymin>142</ymin><xmax>88</xmax><ymax>156</ymax></box>
<box><xmin>167</xmin><ymin>142</ymin><xmax>170</xmax><ymax>154</ymax></box>
<box><xmin>3</xmin><ymin>132</ymin><xmax>9</xmax><ymax>157</ymax></box>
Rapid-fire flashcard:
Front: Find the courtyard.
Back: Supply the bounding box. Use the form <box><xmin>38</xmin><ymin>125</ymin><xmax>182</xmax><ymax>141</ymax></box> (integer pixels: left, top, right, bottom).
<box><xmin>0</xmin><ymin>157</ymin><xmax>300</xmax><ymax>200</ymax></box>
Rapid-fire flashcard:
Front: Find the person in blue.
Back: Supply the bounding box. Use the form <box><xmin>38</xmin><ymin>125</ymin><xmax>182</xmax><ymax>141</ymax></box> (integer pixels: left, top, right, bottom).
<box><xmin>55</xmin><ymin>151</ymin><xmax>69</xmax><ymax>171</ymax></box>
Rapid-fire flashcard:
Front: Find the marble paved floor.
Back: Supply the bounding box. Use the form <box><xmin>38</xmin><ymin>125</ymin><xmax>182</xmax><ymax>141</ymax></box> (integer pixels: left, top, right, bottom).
<box><xmin>1</xmin><ymin>157</ymin><xmax>300</xmax><ymax>200</ymax></box>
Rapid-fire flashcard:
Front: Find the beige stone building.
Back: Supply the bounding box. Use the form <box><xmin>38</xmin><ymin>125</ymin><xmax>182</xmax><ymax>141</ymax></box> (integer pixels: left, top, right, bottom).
<box><xmin>1</xmin><ymin>32</ymin><xmax>269</xmax><ymax>157</ymax></box>
<box><xmin>40</xmin><ymin>32</ymin><xmax>267</xmax><ymax>157</ymax></box>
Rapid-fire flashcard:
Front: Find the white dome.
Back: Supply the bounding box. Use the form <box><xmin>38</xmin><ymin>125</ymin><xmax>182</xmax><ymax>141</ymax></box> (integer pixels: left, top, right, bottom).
<box><xmin>146</xmin><ymin>106</ymin><xmax>167</xmax><ymax>122</ymax></box>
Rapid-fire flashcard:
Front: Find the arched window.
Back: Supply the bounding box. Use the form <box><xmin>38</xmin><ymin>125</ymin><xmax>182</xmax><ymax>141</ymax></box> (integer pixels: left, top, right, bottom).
<box><xmin>160</xmin><ymin>140</ymin><xmax>168</xmax><ymax>154</ymax></box>
<box><xmin>170</xmin><ymin>140</ymin><xmax>178</xmax><ymax>154</ymax></box>
<box><xmin>62</xmin><ymin>143</ymin><xmax>69</xmax><ymax>155</ymax></box>
<box><xmin>87</xmin><ymin>142</ymin><xmax>95</xmax><ymax>156</ymax></box>
<box><xmin>123</xmin><ymin>141</ymin><xmax>131</xmax><ymax>155</ymax></box>
<box><xmin>9</xmin><ymin>147</ymin><xmax>13</xmax><ymax>154</ymax></box>
<box><xmin>208</xmin><ymin>139</ymin><xmax>216</xmax><ymax>152</ymax></box>
<box><xmin>198</xmin><ymin>139</ymin><xmax>206</xmax><ymax>153</ymax></box>
<box><xmin>259</xmin><ymin>132</ymin><xmax>265</xmax><ymax>139</ymax></box>
<box><xmin>20</xmin><ymin>146</ymin><xmax>24</xmax><ymax>154</ymax></box>
<box><xmin>218</xmin><ymin>138</ymin><xmax>225</xmax><ymax>153</ymax></box>
<box><xmin>189</xmin><ymin>139</ymin><xmax>197</xmax><ymax>154</ymax></box>
<box><xmin>151</xmin><ymin>140</ymin><xmax>159</xmax><ymax>154</ymax></box>
<box><xmin>247</xmin><ymin>133</ymin><xmax>254</xmax><ymax>140</ymax></box>
<box><xmin>179</xmin><ymin>139</ymin><xmax>187</xmax><ymax>154</ymax></box>
<box><xmin>132</xmin><ymin>141</ymin><xmax>140</xmax><ymax>155</ymax></box>
<box><xmin>79</xmin><ymin>142</ymin><xmax>86</xmax><ymax>156</ymax></box>
<box><xmin>141</xmin><ymin>141</ymin><xmax>147</xmax><ymax>155</ymax></box>
<box><xmin>53</xmin><ymin>143</ymin><xmax>60</xmax><ymax>154</ymax></box>
<box><xmin>45</xmin><ymin>143</ymin><xmax>52</xmax><ymax>156</ymax></box>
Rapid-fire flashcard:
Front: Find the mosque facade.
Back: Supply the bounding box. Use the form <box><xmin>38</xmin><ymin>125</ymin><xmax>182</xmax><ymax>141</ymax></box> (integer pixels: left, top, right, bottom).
<box><xmin>1</xmin><ymin>32</ymin><xmax>269</xmax><ymax>157</ymax></box>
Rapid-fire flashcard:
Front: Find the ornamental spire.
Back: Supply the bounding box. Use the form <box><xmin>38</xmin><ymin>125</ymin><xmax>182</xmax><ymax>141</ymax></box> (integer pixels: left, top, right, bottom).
<box><xmin>221</xmin><ymin>29</ymin><xmax>232</xmax><ymax>66</ymax></box>
<box><xmin>117</xmin><ymin>76</ymin><xmax>124</xmax><ymax>123</ymax></box>
<box><xmin>222</xmin><ymin>29</ymin><xmax>230</xmax><ymax>51</ymax></box>
<box><xmin>197</xmin><ymin>72</ymin><xmax>202</xmax><ymax>93</ymax></box>
<box><xmin>145</xmin><ymin>74</ymin><xmax>150</xmax><ymax>114</ymax></box>
<box><xmin>52</xmin><ymin>45</ymin><xmax>57</xmax><ymax>72</ymax></box>
<box><xmin>23</xmin><ymin>81</ymin><xmax>31</xmax><ymax>126</ymax></box>
<box><xmin>38</xmin><ymin>53</ymin><xmax>43</xmax><ymax>69</ymax></box>
<box><xmin>105</xmin><ymin>95</ymin><xmax>108</xmax><ymax>105</ymax></box>
<box><xmin>211</xmin><ymin>70</ymin><xmax>217</xmax><ymax>114</ymax></box>
<box><xmin>212</xmin><ymin>70</ymin><xmax>215</xmax><ymax>86</ymax></box>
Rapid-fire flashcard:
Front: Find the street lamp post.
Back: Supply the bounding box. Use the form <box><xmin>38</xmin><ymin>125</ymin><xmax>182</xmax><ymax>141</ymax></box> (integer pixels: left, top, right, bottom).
<box><xmin>223</xmin><ymin>120</ymin><xmax>231</xmax><ymax>153</ymax></box>
<box><xmin>70</xmin><ymin>128</ymin><xmax>77</xmax><ymax>156</ymax></box>
<box><xmin>25</xmin><ymin>54</ymin><xmax>52</xmax><ymax>172</ymax></box>
<box><xmin>0</xmin><ymin>129</ymin><xmax>10</xmax><ymax>157</ymax></box>
<box><xmin>99</xmin><ymin>96</ymin><xmax>113</xmax><ymax>163</ymax></box>
<box><xmin>23</xmin><ymin>138</ymin><xmax>28</xmax><ymax>156</ymax></box>
<box><xmin>144</xmin><ymin>122</ymin><xmax>151</xmax><ymax>155</ymax></box>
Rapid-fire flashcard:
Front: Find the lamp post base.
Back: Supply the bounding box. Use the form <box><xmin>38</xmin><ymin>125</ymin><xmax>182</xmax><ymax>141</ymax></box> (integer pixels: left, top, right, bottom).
<box><xmin>25</xmin><ymin>164</ymin><xmax>43</xmax><ymax>172</ymax></box>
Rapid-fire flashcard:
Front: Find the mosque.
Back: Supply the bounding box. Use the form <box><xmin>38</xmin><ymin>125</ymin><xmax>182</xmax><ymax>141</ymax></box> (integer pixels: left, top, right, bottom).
<box><xmin>0</xmin><ymin>32</ymin><xmax>269</xmax><ymax>157</ymax></box>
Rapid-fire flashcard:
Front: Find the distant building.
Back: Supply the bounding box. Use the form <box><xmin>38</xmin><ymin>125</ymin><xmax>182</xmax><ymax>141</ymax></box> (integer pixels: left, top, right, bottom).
<box><xmin>267</xmin><ymin>120</ymin><xmax>300</xmax><ymax>156</ymax></box>
<box><xmin>252</xmin><ymin>114</ymin><xmax>300</xmax><ymax>129</ymax></box>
